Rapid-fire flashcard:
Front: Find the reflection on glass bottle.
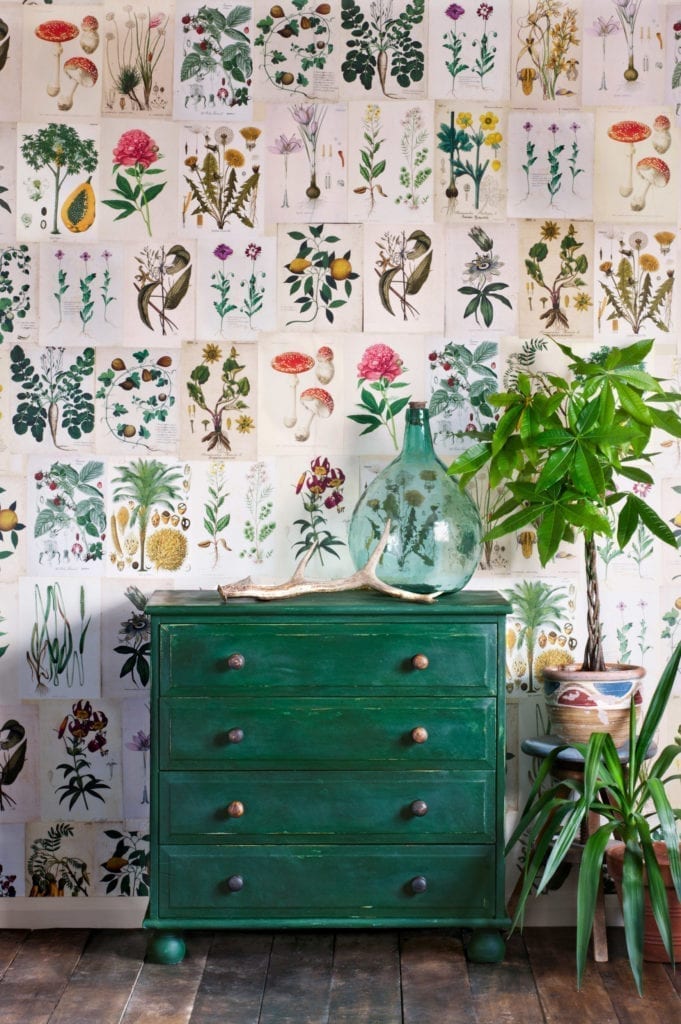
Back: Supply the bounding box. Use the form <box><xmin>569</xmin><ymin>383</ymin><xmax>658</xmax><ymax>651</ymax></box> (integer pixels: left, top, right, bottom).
<box><xmin>348</xmin><ymin>402</ymin><xmax>482</xmax><ymax>594</ymax></box>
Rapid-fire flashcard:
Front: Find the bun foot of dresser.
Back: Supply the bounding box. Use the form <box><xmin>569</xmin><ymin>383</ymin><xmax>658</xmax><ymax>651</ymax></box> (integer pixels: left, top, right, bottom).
<box><xmin>146</xmin><ymin>930</ymin><xmax>186</xmax><ymax>965</ymax></box>
<box><xmin>465</xmin><ymin>928</ymin><xmax>506</xmax><ymax>964</ymax></box>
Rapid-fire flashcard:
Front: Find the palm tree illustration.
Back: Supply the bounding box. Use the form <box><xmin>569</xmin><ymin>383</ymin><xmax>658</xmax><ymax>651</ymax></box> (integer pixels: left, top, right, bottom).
<box><xmin>506</xmin><ymin>580</ymin><xmax>568</xmax><ymax>694</ymax></box>
<box><xmin>112</xmin><ymin>459</ymin><xmax>184</xmax><ymax>572</ymax></box>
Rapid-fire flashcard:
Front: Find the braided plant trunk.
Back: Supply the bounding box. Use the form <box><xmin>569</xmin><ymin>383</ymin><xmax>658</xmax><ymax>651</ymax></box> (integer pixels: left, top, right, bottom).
<box><xmin>581</xmin><ymin>533</ymin><xmax>607</xmax><ymax>672</ymax></box>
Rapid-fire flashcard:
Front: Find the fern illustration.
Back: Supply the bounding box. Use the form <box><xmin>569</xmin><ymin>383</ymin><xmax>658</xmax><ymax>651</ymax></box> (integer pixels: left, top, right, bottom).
<box><xmin>28</xmin><ymin>822</ymin><xmax>89</xmax><ymax>897</ymax></box>
<box><xmin>503</xmin><ymin>337</ymin><xmax>549</xmax><ymax>390</ymax></box>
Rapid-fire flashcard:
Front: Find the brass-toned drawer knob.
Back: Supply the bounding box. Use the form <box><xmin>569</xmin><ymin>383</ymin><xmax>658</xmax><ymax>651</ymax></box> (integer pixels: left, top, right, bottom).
<box><xmin>227</xmin><ymin>728</ymin><xmax>244</xmax><ymax>744</ymax></box>
<box><xmin>412</xmin><ymin>654</ymin><xmax>429</xmax><ymax>670</ymax></box>
<box><xmin>227</xmin><ymin>800</ymin><xmax>245</xmax><ymax>818</ymax></box>
<box><xmin>410</xmin><ymin>875</ymin><xmax>428</xmax><ymax>894</ymax></box>
<box><xmin>410</xmin><ymin>800</ymin><xmax>428</xmax><ymax>817</ymax></box>
<box><xmin>227</xmin><ymin>875</ymin><xmax>244</xmax><ymax>892</ymax></box>
<box><xmin>227</xmin><ymin>653</ymin><xmax>245</xmax><ymax>670</ymax></box>
<box><xmin>411</xmin><ymin>726</ymin><xmax>429</xmax><ymax>744</ymax></box>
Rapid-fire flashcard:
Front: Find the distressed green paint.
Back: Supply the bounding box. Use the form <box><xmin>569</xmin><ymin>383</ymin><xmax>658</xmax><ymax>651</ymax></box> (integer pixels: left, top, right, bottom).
<box><xmin>146</xmin><ymin>590</ymin><xmax>511</xmax><ymax>961</ymax></box>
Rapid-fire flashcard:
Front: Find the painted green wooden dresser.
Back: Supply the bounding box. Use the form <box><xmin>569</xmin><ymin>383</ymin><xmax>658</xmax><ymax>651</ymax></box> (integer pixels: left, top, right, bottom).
<box><xmin>145</xmin><ymin>589</ymin><xmax>511</xmax><ymax>964</ymax></box>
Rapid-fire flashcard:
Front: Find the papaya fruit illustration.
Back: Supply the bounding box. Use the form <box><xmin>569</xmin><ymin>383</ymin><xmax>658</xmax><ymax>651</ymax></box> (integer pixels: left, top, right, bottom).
<box><xmin>61</xmin><ymin>177</ymin><xmax>96</xmax><ymax>232</ymax></box>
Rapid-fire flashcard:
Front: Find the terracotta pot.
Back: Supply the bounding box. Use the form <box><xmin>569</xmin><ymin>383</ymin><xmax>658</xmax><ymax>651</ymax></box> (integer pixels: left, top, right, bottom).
<box><xmin>543</xmin><ymin>663</ymin><xmax>644</xmax><ymax>747</ymax></box>
<box><xmin>606</xmin><ymin>841</ymin><xmax>681</xmax><ymax>962</ymax></box>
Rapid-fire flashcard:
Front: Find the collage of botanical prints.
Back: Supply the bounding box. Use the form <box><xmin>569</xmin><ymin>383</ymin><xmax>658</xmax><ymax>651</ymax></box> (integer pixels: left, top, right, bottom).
<box><xmin>2</xmin><ymin>0</ymin><xmax>681</xmax><ymax>916</ymax></box>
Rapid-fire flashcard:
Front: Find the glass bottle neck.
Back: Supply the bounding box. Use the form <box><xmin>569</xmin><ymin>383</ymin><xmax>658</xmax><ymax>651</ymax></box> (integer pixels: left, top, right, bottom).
<box><xmin>402</xmin><ymin>405</ymin><xmax>436</xmax><ymax>461</ymax></box>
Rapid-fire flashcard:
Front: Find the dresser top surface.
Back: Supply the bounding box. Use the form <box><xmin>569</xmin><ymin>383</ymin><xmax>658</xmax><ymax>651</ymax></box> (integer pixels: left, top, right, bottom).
<box><xmin>147</xmin><ymin>588</ymin><xmax>511</xmax><ymax>618</ymax></box>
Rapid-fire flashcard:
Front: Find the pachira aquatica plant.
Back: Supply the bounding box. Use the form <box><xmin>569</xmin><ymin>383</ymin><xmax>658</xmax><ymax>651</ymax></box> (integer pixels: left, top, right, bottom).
<box><xmin>508</xmin><ymin>638</ymin><xmax>681</xmax><ymax>995</ymax></box>
<box><xmin>449</xmin><ymin>338</ymin><xmax>681</xmax><ymax>673</ymax></box>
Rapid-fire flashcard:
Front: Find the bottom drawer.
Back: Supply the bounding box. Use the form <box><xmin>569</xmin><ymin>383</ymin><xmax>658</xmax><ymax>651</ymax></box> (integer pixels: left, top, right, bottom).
<box><xmin>157</xmin><ymin>844</ymin><xmax>498</xmax><ymax>922</ymax></box>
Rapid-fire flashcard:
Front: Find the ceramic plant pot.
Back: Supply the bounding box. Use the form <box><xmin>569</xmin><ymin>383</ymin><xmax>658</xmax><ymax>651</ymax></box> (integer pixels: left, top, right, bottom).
<box><xmin>606</xmin><ymin>842</ymin><xmax>681</xmax><ymax>963</ymax></box>
<box><xmin>543</xmin><ymin>663</ymin><xmax>645</xmax><ymax>747</ymax></box>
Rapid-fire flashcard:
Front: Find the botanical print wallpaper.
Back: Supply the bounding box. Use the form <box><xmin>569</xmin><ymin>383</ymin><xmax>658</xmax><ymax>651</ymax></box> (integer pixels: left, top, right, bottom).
<box><xmin>1</xmin><ymin>0</ymin><xmax>681</xmax><ymax>926</ymax></box>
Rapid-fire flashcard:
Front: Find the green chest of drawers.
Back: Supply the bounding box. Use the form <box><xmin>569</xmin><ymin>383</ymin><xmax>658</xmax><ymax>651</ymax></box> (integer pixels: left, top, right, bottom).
<box><xmin>145</xmin><ymin>589</ymin><xmax>511</xmax><ymax>965</ymax></box>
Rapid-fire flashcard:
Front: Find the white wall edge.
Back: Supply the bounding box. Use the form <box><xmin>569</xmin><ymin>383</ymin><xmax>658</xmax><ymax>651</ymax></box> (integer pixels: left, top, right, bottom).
<box><xmin>0</xmin><ymin>897</ymin><xmax>147</xmax><ymax>929</ymax></box>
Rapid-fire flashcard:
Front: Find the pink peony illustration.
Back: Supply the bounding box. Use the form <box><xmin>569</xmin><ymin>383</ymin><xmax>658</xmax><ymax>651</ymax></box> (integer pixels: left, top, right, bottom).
<box><xmin>113</xmin><ymin>129</ymin><xmax>159</xmax><ymax>169</ymax></box>
<box><xmin>357</xmin><ymin>343</ymin><xmax>404</xmax><ymax>382</ymax></box>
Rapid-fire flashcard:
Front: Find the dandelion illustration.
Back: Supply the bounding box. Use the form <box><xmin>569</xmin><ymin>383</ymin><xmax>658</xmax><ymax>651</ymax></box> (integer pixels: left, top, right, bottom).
<box><xmin>240</xmin><ymin>243</ymin><xmax>265</xmax><ymax>330</ymax></box>
<box><xmin>599</xmin><ymin>230</ymin><xmax>674</xmax><ymax>334</ymax></box>
<box><xmin>443</xmin><ymin>4</ymin><xmax>469</xmax><ymax>94</ymax></box>
<box><xmin>211</xmin><ymin>243</ymin><xmax>236</xmax><ymax>335</ymax></box>
<box><xmin>268</xmin><ymin>133</ymin><xmax>303</xmax><ymax>208</ymax></box>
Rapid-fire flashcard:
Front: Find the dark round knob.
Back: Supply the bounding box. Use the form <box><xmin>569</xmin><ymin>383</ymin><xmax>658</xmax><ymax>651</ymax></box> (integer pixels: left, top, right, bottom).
<box><xmin>227</xmin><ymin>800</ymin><xmax>245</xmax><ymax>818</ymax></box>
<box><xmin>410</xmin><ymin>800</ymin><xmax>428</xmax><ymax>817</ymax></box>
<box><xmin>227</xmin><ymin>875</ymin><xmax>244</xmax><ymax>892</ymax></box>
<box><xmin>227</xmin><ymin>653</ymin><xmax>245</xmax><ymax>670</ymax></box>
<box><xmin>227</xmin><ymin>728</ymin><xmax>244</xmax><ymax>744</ymax></box>
<box><xmin>411</xmin><ymin>727</ymin><xmax>429</xmax><ymax>744</ymax></box>
<box><xmin>412</xmin><ymin>654</ymin><xmax>429</xmax><ymax>670</ymax></box>
<box><xmin>410</xmin><ymin>875</ymin><xmax>428</xmax><ymax>894</ymax></box>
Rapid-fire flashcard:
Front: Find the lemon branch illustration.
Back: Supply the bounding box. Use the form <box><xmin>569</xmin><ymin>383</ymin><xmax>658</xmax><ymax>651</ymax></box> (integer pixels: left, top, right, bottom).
<box><xmin>284</xmin><ymin>224</ymin><xmax>358</xmax><ymax>326</ymax></box>
<box><xmin>375</xmin><ymin>229</ymin><xmax>432</xmax><ymax>321</ymax></box>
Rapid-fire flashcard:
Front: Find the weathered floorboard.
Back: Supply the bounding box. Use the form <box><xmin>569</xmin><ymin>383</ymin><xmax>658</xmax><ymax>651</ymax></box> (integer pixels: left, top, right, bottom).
<box><xmin>468</xmin><ymin>931</ymin><xmax>545</xmax><ymax>1024</ymax></box>
<box><xmin>189</xmin><ymin>932</ymin><xmax>272</xmax><ymax>1024</ymax></box>
<box><xmin>597</xmin><ymin>928</ymin><xmax>681</xmax><ymax>1024</ymax></box>
<box><xmin>524</xmin><ymin>927</ymin><xmax>619</xmax><ymax>1024</ymax></box>
<box><xmin>47</xmin><ymin>930</ymin><xmax>147</xmax><ymax>1024</ymax></box>
<box><xmin>0</xmin><ymin>930</ymin><xmax>29</xmax><ymax>980</ymax></box>
<box><xmin>258</xmin><ymin>932</ymin><xmax>334</xmax><ymax>1024</ymax></box>
<box><xmin>119</xmin><ymin>931</ymin><xmax>212</xmax><ymax>1024</ymax></box>
<box><xmin>327</xmin><ymin>930</ymin><xmax>402</xmax><ymax>1024</ymax></box>
<box><xmin>0</xmin><ymin>929</ymin><xmax>88</xmax><ymax>1024</ymax></box>
<box><xmin>400</xmin><ymin>931</ymin><xmax>475</xmax><ymax>1024</ymax></box>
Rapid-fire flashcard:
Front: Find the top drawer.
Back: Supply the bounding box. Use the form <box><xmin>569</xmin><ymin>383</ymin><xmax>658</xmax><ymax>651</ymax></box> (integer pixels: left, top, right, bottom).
<box><xmin>157</xmin><ymin>620</ymin><xmax>498</xmax><ymax>696</ymax></box>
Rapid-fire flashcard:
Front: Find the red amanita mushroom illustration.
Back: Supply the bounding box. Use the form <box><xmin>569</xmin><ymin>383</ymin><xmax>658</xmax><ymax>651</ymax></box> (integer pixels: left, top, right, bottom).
<box><xmin>315</xmin><ymin>345</ymin><xmax>334</xmax><ymax>384</ymax></box>
<box><xmin>295</xmin><ymin>387</ymin><xmax>334</xmax><ymax>442</ymax></box>
<box><xmin>80</xmin><ymin>16</ymin><xmax>99</xmax><ymax>55</ymax></box>
<box><xmin>271</xmin><ymin>351</ymin><xmax>314</xmax><ymax>428</ymax></box>
<box><xmin>607</xmin><ymin>120</ymin><xmax>651</xmax><ymax>198</ymax></box>
<box><xmin>58</xmin><ymin>57</ymin><xmax>98</xmax><ymax>111</ymax></box>
<box><xmin>35</xmin><ymin>20</ymin><xmax>79</xmax><ymax>98</ymax></box>
<box><xmin>630</xmin><ymin>156</ymin><xmax>670</xmax><ymax>212</ymax></box>
<box><xmin>652</xmin><ymin>114</ymin><xmax>671</xmax><ymax>155</ymax></box>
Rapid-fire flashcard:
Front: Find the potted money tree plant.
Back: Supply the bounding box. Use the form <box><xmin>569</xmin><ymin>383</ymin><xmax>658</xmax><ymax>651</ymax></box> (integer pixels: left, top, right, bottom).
<box><xmin>449</xmin><ymin>338</ymin><xmax>681</xmax><ymax>744</ymax></box>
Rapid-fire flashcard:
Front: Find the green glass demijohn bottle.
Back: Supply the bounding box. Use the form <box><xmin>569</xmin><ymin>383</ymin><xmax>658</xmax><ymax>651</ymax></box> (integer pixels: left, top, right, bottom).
<box><xmin>348</xmin><ymin>402</ymin><xmax>483</xmax><ymax>594</ymax></box>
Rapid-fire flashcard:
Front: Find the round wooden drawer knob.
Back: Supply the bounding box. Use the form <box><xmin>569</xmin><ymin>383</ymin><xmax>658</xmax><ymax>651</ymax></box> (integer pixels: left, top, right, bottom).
<box><xmin>227</xmin><ymin>653</ymin><xmax>245</xmax><ymax>670</ymax></box>
<box><xmin>227</xmin><ymin>728</ymin><xmax>244</xmax><ymax>744</ymax></box>
<box><xmin>227</xmin><ymin>875</ymin><xmax>244</xmax><ymax>892</ymax></box>
<box><xmin>411</xmin><ymin>727</ymin><xmax>429</xmax><ymax>744</ymax></box>
<box><xmin>410</xmin><ymin>875</ymin><xmax>428</xmax><ymax>894</ymax></box>
<box><xmin>410</xmin><ymin>800</ymin><xmax>428</xmax><ymax>817</ymax></box>
<box><xmin>411</xmin><ymin>654</ymin><xmax>429</xmax><ymax>670</ymax></box>
<box><xmin>227</xmin><ymin>800</ymin><xmax>245</xmax><ymax>818</ymax></box>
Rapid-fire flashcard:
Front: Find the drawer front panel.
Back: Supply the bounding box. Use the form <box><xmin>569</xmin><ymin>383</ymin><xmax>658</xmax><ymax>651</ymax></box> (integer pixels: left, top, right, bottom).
<box><xmin>160</xmin><ymin>697</ymin><xmax>496</xmax><ymax>770</ymax></box>
<box><xmin>159</xmin><ymin>770</ymin><xmax>495</xmax><ymax>843</ymax></box>
<box><xmin>159</xmin><ymin>621</ymin><xmax>497</xmax><ymax>696</ymax></box>
<box><xmin>158</xmin><ymin>844</ymin><xmax>498</xmax><ymax>921</ymax></box>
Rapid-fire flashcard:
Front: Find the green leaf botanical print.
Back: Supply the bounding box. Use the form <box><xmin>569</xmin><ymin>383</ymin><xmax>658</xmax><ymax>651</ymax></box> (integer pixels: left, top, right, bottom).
<box><xmin>10</xmin><ymin>345</ymin><xmax>95</xmax><ymax>448</ymax></box>
<box><xmin>340</xmin><ymin>0</ymin><xmax>425</xmax><ymax>97</ymax></box>
<box><xmin>375</xmin><ymin>228</ymin><xmax>432</xmax><ymax>321</ymax></box>
<box><xmin>255</xmin><ymin>2</ymin><xmax>334</xmax><ymax>97</ymax></box>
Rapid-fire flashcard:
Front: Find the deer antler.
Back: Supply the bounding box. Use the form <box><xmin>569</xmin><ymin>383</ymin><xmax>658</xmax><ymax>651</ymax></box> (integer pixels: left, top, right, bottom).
<box><xmin>217</xmin><ymin>521</ymin><xmax>442</xmax><ymax>604</ymax></box>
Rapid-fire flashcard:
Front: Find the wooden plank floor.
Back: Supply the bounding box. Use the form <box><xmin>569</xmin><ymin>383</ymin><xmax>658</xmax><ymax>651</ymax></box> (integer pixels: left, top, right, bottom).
<box><xmin>1</xmin><ymin>927</ymin><xmax>679</xmax><ymax>1024</ymax></box>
